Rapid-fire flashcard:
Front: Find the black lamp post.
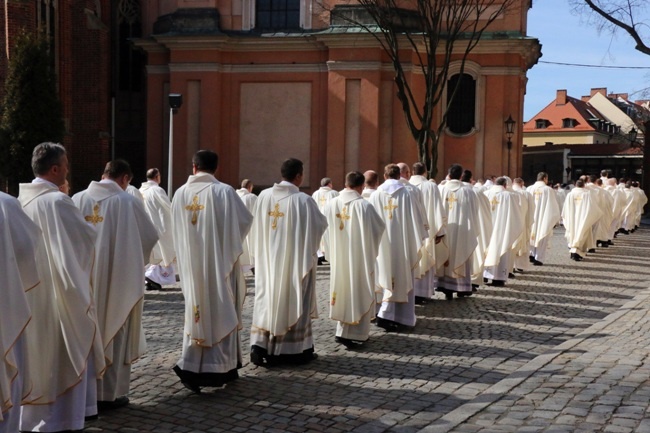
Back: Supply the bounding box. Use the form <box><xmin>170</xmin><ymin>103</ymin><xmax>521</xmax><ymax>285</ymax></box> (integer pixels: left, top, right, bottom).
<box><xmin>504</xmin><ymin>114</ymin><xmax>516</xmax><ymax>174</ymax></box>
<box><xmin>628</xmin><ymin>127</ymin><xmax>638</xmax><ymax>147</ymax></box>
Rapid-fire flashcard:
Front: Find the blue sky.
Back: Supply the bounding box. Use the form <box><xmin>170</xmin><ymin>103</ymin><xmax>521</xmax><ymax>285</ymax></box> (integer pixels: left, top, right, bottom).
<box><xmin>524</xmin><ymin>0</ymin><xmax>650</xmax><ymax>121</ymax></box>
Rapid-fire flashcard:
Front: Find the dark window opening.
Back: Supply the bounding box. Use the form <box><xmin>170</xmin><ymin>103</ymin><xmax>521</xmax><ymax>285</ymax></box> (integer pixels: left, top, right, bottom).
<box><xmin>446</xmin><ymin>73</ymin><xmax>476</xmax><ymax>135</ymax></box>
<box><xmin>256</xmin><ymin>0</ymin><xmax>301</xmax><ymax>31</ymax></box>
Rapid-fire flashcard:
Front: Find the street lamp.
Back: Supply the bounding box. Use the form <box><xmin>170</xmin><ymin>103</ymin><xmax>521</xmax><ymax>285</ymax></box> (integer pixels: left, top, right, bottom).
<box><xmin>628</xmin><ymin>127</ymin><xmax>638</xmax><ymax>147</ymax></box>
<box><xmin>167</xmin><ymin>93</ymin><xmax>183</xmax><ymax>199</ymax></box>
<box><xmin>504</xmin><ymin>114</ymin><xmax>516</xmax><ymax>174</ymax></box>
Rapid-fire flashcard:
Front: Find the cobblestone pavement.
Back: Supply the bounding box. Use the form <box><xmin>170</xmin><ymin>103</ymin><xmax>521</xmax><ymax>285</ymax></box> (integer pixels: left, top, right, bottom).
<box><xmin>86</xmin><ymin>225</ymin><xmax>650</xmax><ymax>433</ymax></box>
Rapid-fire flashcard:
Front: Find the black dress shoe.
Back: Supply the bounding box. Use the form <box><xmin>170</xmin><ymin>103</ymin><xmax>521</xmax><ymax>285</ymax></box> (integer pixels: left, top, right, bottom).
<box><xmin>98</xmin><ymin>396</ymin><xmax>129</xmax><ymax>411</ymax></box>
<box><xmin>145</xmin><ymin>278</ymin><xmax>162</xmax><ymax>291</ymax></box>
<box><xmin>414</xmin><ymin>296</ymin><xmax>429</xmax><ymax>305</ymax></box>
<box><xmin>335</xmin><ymin>336</ymin><xmax>364</xmax><ymax>348</ymax></box>
<box><xmin>180</xmin><ymin>381</ymin><xmax>202</xmax><ymax>394</ymax></box>
<box><xmin>533</xmin><ymin>260</ymin><xmax>543</xmax><ymax>266</ymax></box>
<box><xmin>529</xmin><ymin>255</ymin><xmax>535</xmax><ymax>263</ymax></box>
<box><xmin>588</xmin><ymin>248</ymin><xmax>596</xmax><ymax>253</ymax></box>
<box><xmin>508</xmin><ymin>272</ymin><xmax>516</xmax><ymax>278</ymax></box>
<box><xmin>490</xmin><ymin>280</ymin><xmax>505</xmax><ymax>287</ymax></box>
<box><xmin>85</xmin><ymin>414</ymin><xmax>99</xmax><ymax>421</ymax></box>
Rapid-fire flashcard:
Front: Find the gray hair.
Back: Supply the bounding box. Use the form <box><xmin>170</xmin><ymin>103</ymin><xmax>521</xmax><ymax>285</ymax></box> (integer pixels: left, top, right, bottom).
<box><xmin>32</xmin><ymin>142</ymin><xmax>66</xmax><ymax>176</ymax></box>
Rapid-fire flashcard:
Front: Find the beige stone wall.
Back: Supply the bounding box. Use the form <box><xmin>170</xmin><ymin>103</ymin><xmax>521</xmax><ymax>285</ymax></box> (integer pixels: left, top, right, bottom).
<box><xmin>239</xmin><ymin>82</ymin><xmax>313</xmax><ymax>187</ymax></box>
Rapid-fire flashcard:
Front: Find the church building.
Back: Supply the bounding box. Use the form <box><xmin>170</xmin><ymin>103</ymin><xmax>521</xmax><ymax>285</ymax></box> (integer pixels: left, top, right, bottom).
<box><xmin>2</xmin><ymin>1</ymin><xmax>541</xmax><ymax>192</ymax></box>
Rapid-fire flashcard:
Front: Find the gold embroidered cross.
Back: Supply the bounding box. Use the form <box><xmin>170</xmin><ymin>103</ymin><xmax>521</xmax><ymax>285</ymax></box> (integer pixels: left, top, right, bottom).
<box><xmin>318</xmin><ymin>195</ymin><xmax>327</xmax><ymax>208</ymax></box>
<box><xmin>185</xmin><ymin>196</ymin><xmax>204</xmax><ymax>226</ymax></box>
<box><xmin>533</xmin><ymin>190</ymin><xmax>543</xmax><ymax>202</ymax></box>
<box><xmin>268</xmin><ymin>203</ymin><xmax>285</xmax><ymax>230</ymax></box>
<box><xmin>336</xmin><ymin>206</ymin><xmax>351</xmax><ymax>230</ymax></box>
<box><xmin>85</xmin><ymin>204</ymin><xmax>104</xmax><ymax>226</ymax></box>
<box><xmin>490</xmin><ymin>196</ymin><xmax>500</xmax><ymax>211</ymax></box>
<box><xmin>384</xmin><ymin>198</ymin><xmax>398</xmax><ymax>220</ymax></box>
<box><xmin>574</xmin><ymin>196</ymin><xmax>583</xmax><ymax>203</ymax></box>
<box><xmin>447</xmin><ymin>193</ymin><xmax>457</xmax><ymax>211</ymax></box>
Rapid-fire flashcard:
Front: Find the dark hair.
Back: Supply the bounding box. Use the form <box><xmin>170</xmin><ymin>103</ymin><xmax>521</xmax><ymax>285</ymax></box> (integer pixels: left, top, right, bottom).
<box><xmin>496</xmin><ymin>176</ymin><xmax>508</xmax><ymax>186</ymax></box>
<box><xmin>461</xmin><ymin>169</ymin><xmax>472</xmax><ymax>182</ymax></box>
<box><xmin>281</xmin><ymin>158</ymin><xmax>303</xmax><ymax>181</ymax></box>
<box><xmin>588</xmin><ymin>174</ymin><xmax>598</xmax><ymax>183</ymax></box>
<box><xmin>192</xmin><ymin>150</ymin><xmax>219</xmax><ymax>173</ymax></box>
<box><xmin>600</xmin><ymin>169</ymin><xmax>609</xmax><ymax>178</ymax></box>
<box><xmin>32</xmin><ymin>142</ymin><xmax>66</xmax><ymax>176</ymax></box>
<box><xmin>448</xmin><ymin>164</ymin><xmax>463</xmax><ymax>180</ymax></box>
<box><xmin>412</xmin><ymin>162</ymin><xmax>426</xmax><ymax>176</ymax></box>
<box><xmin>345</xmin><ymin>171</ymin><xmax>365</xmax><ymax>189</ymax></box>
<box><xmin>103</xmin><ymin>159</ymin><xmax>132</xmax><ymax>180</ymax></box>
<box><xmin>576</xmin><ymin>179</ymin><xmax>585</xmax><ymax>188</ymax></box>
<box><xmin>146</xmin><ymin>168</ymin><xmax>160</xmax><ymax>180</ymax></box>
<box><xmin>384</xmin><ymin>164</ymin><xmax>400</xmax><ymax>180</ymax></box>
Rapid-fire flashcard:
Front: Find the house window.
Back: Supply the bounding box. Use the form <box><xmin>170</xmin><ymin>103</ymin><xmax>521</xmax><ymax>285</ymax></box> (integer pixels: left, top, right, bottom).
<box><xmin>535</xmin><ymin>119</ymin><xmax>548</xmax><ymax>129</ymax></box>
<box><xmin>256</xmin><ymin>0</ymin><xmax>300</xmax><ymax>31</ymax></box>
<box><xmin>562</xmin><ymin>118</ymin><xmax>576</xmax><ymax>128</ymax></box>
<box><xmin>446</xmin><ymin>73</ymin><xmax>476</xmax><ymax>135</ymax></box>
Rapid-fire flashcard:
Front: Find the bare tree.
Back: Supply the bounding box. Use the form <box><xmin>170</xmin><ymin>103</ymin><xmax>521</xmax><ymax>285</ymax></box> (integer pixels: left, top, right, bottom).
<box><xmin>575</xmin><ymin>0</ymin><xmax>650</xmax><ymax>55</ymax></box>
<box><xmin>325</xmin><ymin>0</ymin><xmax>513</xmax><ymax>177</ymax></box>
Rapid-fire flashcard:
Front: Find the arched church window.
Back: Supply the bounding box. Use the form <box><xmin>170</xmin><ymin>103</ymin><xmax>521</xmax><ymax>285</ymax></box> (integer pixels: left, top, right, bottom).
<box><xmin>446</xmin><ymin>73</ymin><xmax>476</xmax><ymax>135</ymax></box>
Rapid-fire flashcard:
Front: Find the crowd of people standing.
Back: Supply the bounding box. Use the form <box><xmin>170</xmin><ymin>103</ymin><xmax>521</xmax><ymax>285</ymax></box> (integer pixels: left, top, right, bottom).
<box><xmin>1</xmin><ymin>143</ymin><xmax>647</xmax><ymax>432</ymax></box>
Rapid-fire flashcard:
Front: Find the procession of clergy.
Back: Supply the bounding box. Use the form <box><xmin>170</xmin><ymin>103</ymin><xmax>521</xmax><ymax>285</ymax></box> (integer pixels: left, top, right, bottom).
<box><xmin>2</xmin><ymin>142</ymin><xmax>648</xmax><ymax>433</ymax></box>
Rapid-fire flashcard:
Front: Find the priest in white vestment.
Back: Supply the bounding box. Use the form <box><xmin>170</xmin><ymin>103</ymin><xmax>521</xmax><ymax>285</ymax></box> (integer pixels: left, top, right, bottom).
<box><xmin>369</xmin><ymin>164</ymin><xmax>427</xmax><ymax>331</ymax></box>
<box><xmin>512</xmin><ymin>178</ymin><xmax>535</xmax><ymax>272</ymax></box>
<box><xmin>632</xmin><ymin>182</ymin><xmax>647</xmax><ymax>229</ymax></box>
<box><xmin>171</xmin><ymin>150</ymin><xmax>253</xmax><ymax>392</ymax></box>
<box><xmin>312</xmin><ymin>177</ymin><xmax>339</xmax><ymax>264</ymax></box>
<box><xmin>483</xmin><ymin>178</ymin><xmax>524</xmax><ymax>286</ymax></box>
<box><xmin>605</xmin><ymin>178</ymin><xmax>626</xmax><ymax>241</ymax></box>
<box><xmin>527</xmin><ymin>172</ymin><xmax>560</xmax><ymax>266</ymax></box>
<box><xmin>362</xmin><ymin>170</ymin><xmax>379</xmax><ymax>199</ymax></box>
<box><xmin>563</xmin><ymin>180</ymin><xmax>603</xmax><ymax>261</ymax></box>
<box><xmin>586</xmin><ymin>176</ymin><xmax>614</xmax><ymax>248</ymax></box>
<box><xmin>437</xmin><ymin>164</ymin><xmax>481</xmax><ymax>299</ymax></box>
<box><xmin>236</xmin><ymin>179</ymin><xmax>258</xmax><ymax>274</ymax></box>
<box><xmin>462</xmin><ymin>170</ymin><xmax>492</xmax><ymax>288</ymax></box>
<box><xmin>0</xmin><ymin>193</ymin><xmax>39</xmax><ymax>433</ymax></box>
<box><xmin>409</xmin><ymin>162</ymin><xmax>448</xmax><ymax>303</ymax></box>
<box><xmin>620</xmin><ymin>182</ymin><xmax>640</xmax><ymax>233</ymax></box>
<box><xmin>19</xmin><ymin>143</ymin><xmax>105</xmax><ymax>432</ymax></box>
<box><xmin>140</xmin><ymin>168</ymin><xmax>176</xmax><ymax>290</ymax></box>
<box><xmin>250</xmin><ymin>158</ymin><xmax>327</xmax><ymax>366</ymax></box>
<box><xmin>323</xmin><ymin>172</ymin><xmax>385</xmax><ymax>347</ymax></box>
<box><xmin>73</xmin><ymin>159</ymin><xmax>158</xmax><ymax>408</ymax></box>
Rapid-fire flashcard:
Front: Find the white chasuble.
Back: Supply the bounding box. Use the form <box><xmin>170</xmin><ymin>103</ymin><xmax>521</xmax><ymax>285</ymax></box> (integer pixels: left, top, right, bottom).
<box><xmin>562</xmin><ymin>188</ymin><xmax>603</xmax><ymax>255</ymax></box>
<box><xmin>438</xmin><ymin>181</ymin><xmax>480</xmax><ymax>279</ymax></box>
<box><xmin>140</xmin><ymin>180</ymin><xmax>176</xmax><ymax>267</ymax></box>
<box><xmin>251</xmin><ymin>182</ymin><xmax>327</xmax><ymax>339</ymax></box>
<box><xmin>527</xmin><ymin>181</ymin><xmax>561</xmax><ymax>247</ymax></box>
<box><xmin>482</xmin><ymin>186</ymin><xmax>524</xmax><ymax>268</ymax></box>
<box><xmin>369</xmin><ymin>180</ymin><xmax>427</xmax><ymax>303</ymax></box>
<box><xmin>323</xmin><ymin>190</ymin><xmax>385</xmax><ymax>326</ymax></box>
<box><xmin>18</xmin><ymin>182</ymin><xmax>104</xmax><ymax>404</ymax></box>
<box><xmin>73</xmin><ymin>181</ymin><xmax>158</xmax><ymax>369</ymax></box>
<box><xmin>410</xmin><ymin>175</ymin><xmax>448</xmax><ymax>277</ymax></box>
<box><xmin>236</xmin><ymin>188</ymin><xmax>258</xmax><ymax>270</ymax></box>
<box><xmin>172</xmin><ymin>173</ymin><xmax>253</xmax><ymax>349</ymax></box>
<box><xmin>0</xmin><ymin>193</ymin><xmax>39</xmax><ymax>422</ymax></box>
